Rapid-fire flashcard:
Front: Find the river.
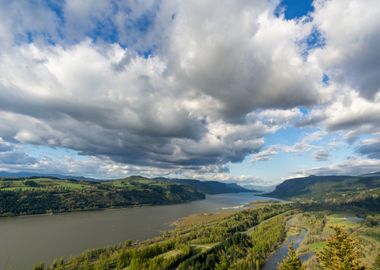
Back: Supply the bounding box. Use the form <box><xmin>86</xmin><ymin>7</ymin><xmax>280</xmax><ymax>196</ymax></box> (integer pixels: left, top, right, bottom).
<box><xmin>0</xmin><ymin>193</ymin><xmax>275</xmax><ymax>270</ymax></box>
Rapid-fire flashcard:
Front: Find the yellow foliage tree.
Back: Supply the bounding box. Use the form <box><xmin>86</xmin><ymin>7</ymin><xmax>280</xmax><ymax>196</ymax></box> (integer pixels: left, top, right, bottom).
<box><xmin>278</xmin><ymin>244</ymin><xmax>305</xmax><ymax>270</ymax></box>
<box><xmin>317</xmin><ymin>226</ymin><xmax>365</xmax><ymax>270</ymax></box>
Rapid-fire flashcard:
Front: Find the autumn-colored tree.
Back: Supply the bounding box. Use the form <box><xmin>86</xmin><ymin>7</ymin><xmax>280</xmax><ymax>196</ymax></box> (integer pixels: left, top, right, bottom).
<box><xmin>317</xmin><ymin>226</ymin><xmax>365</xmax><ymax>270</ymax></box>
<box><xmin>278</xmin><ymin>244</ymin><xmax>305</xmax><ymax>270</ymax></box>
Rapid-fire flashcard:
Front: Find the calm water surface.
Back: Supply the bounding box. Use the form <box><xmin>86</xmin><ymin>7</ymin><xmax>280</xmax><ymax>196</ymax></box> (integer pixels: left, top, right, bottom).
<box><xmin>262</xmin><ymin>229</ymin><xmax>307</xmax><ymax>270</ymax></box>
<box><xmin>0</xmin><ymin>193</ymin><xmax>275</xmax><ymax>269</ymax></box>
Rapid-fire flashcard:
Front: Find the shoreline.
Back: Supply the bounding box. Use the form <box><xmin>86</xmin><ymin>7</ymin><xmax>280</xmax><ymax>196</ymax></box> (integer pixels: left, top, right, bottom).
<box><xmin>0</xmin><ymin>191</ymin><xmax>261</xmax><ymax>219</ymax></box>
<box><xmin>0</xmin><ymin>197</ymin><xmax>205</xmax><ymax>219</ymax></box>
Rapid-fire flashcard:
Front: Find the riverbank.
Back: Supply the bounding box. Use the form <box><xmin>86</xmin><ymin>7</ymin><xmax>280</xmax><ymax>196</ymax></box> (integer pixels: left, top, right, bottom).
<box><xmin>0</xmin><ymin>193</ymin><xmax>269</xmax><ymax>270</ymax></box>
<box><xmin>38</xmin><ymin>202</ymin><xmax>293</xmax><ymax>270</ymax></box>
<box><xmin>0</xmin><ymin>196</ymin><xmax>205</xmax><ymax>219</ymax></box>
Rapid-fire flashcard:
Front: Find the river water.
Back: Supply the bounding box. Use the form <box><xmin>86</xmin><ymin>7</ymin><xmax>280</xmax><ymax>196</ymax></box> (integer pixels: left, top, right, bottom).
<box><xmin>0</xmin><ymin>193</ymin><xmax>275</xmax><ymax>270</ymax></box>
<box><xmin>262</xmin><ymin>228</ymin><xmax>308</xmax><ymax>270</ymax></box>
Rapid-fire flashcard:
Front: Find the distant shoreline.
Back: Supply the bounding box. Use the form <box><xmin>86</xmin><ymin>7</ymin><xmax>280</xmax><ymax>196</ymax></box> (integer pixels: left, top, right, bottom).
<box><xmin>0</xmin><ymin>197</ymin><xmax>205</xmax><ymax>219</ymax></box>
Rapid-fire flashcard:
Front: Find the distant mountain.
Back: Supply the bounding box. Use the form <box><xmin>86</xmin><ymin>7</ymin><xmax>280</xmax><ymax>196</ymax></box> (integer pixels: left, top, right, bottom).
<box><xmin>0</xmin><ymin>171</ymin><xmax>97</xmax><ymax>181</ymax></box>
<box><xmin>240</xmin><ymin>183</ymin><xmax>276</xmax><ymax>193</ymax></box>
<box><xmin>360</xmin><ymin>171</ymin><xmax>380</xmax><ymax>177</ymax></box>
<box><xmin>266</xmin><ymin>174</ymin><xmax>380</xmax><ymax>199</ymax></box>
<box><xmin>0</xmin><ymin>172</ymin><xmax>254</xmax><ymax>194</ymax></box>
<box><xmin>155</xmin><ymin>177</ymin><xmax>255</xmax><ymax>194</ymax></box>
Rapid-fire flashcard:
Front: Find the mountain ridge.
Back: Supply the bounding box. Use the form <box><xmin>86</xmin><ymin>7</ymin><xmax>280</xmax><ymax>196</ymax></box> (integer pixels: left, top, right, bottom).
<box><xmin>266</xmin><ymin>174</ymin><xmax>380</xmax><ymax>199</ymax></box>
<box><xmin>154</xmin><ymin>177</ymin><xmax>256</xmax><ymax>194</ymax></box>
<box><xmin>0</xmin><ymin>172</ymin><xmax>254</xmax><ymax>194</ymax></box>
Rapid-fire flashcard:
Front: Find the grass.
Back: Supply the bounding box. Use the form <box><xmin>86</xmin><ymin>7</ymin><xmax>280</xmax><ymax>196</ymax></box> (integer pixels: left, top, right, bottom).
<box><xmin>0</xmin><ymin>177</ymin><xmax>185</xmax><ymax>194</ymax></box>
<box><xmin>158</xmin><ymin>249</ymin><xmax>184</xmax><ymax>259</ymax></box>
<box><xmin>173</xmin><ymin>211</ymin><xmax>237</xmax><ymax>228</ymax></box>
<box><xmin>362</xmin><ymin>228</ymin><xmax>380</xmax><ymax>243</ymax></box>
<box><xmin>191</xmin><ymin>243</ymin><xmax>219</xmax><ymax>252</ymax></box>
<box><xmin>1</xmin><ymin>186</ymin><xmax>37</xmax><ymax>191</ymax></box>
<box><xmin>292</xmin><ymin>212</ymin><xmax>380</xmax><ymax>269</ymax></box>
<box><xmin>306</xmin><ymin>241</ymin><xmax>325</xmax><ymax>252</ymax></box>
<box><xmin>55</xmin><ymin>181</ymin><xmax>88</xmax><ymax>190</ymax></box>
<box><xmin>326</xmin><ymin>214</ymin><xmax>360</xmax><ymax>229</ymax></box>
<box><xmin>0</xmin><ymin>178</ymin><xmax>90</xmax><ymax>191</ymax></box>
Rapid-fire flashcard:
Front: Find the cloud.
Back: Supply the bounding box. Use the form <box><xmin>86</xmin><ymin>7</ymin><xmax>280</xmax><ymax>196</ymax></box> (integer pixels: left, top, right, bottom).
<box><xmin>314</xmin><ymin>149</ymin><xmax>329</xmax><ymax>161</ymax></box>
<box><xmin>0</xmin><ymin>0</ymin><xmax>379</xmax><ymax>182</ymax></box>
<box><xmin>0</xmin><ymin>40</ymin><xmax>275</xmax><ymax>170</ymax></box>
<box><xmin>311</xmin><ymin>0</ymin><xmax>380</xmax><ymax>100</ymax></box>
<box><xmin>357</xmin><ymin>136</ymin><xmax>380</xmax><ymax>159</ymax></box>
<box><xmin>0</xmin><ymin>138</ymin><xmax>37</xmax><ymax>165</ymax></box>
<box><xmin>0</xmin><ymin>151</ymin><xmax>37</xmax><ymax>165</ymax></box>
<box><xmin>251</xmin><ymin>146</ymin><xmax>280</xmax><ymax>163</ymax></box>
<box><xmin>0</xmin><ymin>0</ymin><xmax>329</xmax><ymax>175</ymax></box>
<box><xmin>296</xmin><ymin>157</ymin><xmax>380</xmax><ymax>176</ymax></box>
<box><xmin>296</xmin><ymin>82</ymin><xmax>380</xmax><ymax>143</ymax></box>
<box><xmin>0</xmin><ymin>1</ymin><xmax>60</xmax><ymax>47</ymax></box>
<box><xmin>0</xmin><ymin>138</ymin><xmax>13</xmax><ymax>152</ymax></box>
<box><xmin>256</xmin><ymin>108</ymin><xmax>303</xmax><ymax>126</ymax></box>
<box><xmin>167</xmin><ymin>1</ymin><xmax>326</xmax><ymax>120</ymax></box>
<box><xmin>251</xmin><ymin>130</ymin><xmax>326</xmax><ymax>163</ymax></box>
<box><xmin>310</xmin><ymin>87</ymin><xmax>380</xmax><ymax>141</ymax></box>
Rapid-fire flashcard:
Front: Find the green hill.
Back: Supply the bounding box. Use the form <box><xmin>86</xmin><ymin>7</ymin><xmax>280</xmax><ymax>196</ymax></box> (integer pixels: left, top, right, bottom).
<box><xmin>155</xmin><ymin>177</ymin><xmax>254</xmax><ymax>194</ymax></box>
<box><xmin>266</xmin><ymin>175</ymin><xmax>380</xmax><ymax>212</ymax></box>
<box><xmin>267</xmin><ymin>175</ymin><xmax>380</xmax><ymax>199</ymax></box>
<box><xmin>0</xmin><ymin>176</ymin><xmax>205</xmax><ymax>217</ymax></box>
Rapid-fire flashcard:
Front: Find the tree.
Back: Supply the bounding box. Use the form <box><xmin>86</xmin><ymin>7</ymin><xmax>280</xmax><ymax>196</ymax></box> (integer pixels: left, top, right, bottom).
<box><xmin>317</xmin><ymin>226</ymin><xmax>365</xmax><ymax>270</ymax></box>
<box><xmin>278</xmin><ymin>244</ymin><xmax>305</xmax><ymax>270</ymax></box>
<box><xmin>32</xmin><ymin>263</ymin><xmax>45</xmax><ymax>270</ymax></box>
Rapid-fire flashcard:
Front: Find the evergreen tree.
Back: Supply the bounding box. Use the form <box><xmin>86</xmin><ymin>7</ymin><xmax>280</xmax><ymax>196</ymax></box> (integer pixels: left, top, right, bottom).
<box><xmin>32</xmin><ymin>263</ymin><xmax>45</xmax><ymax>270</ymax></box>
<box><xmin>278</xmin><ymin>244</ymin><xmax>305</xmax><ymax>270</ymax></box>
<box><xmin>317</xmin><ymin>226</ymin><xmax>365</xmax><ymax>270</ymax></box>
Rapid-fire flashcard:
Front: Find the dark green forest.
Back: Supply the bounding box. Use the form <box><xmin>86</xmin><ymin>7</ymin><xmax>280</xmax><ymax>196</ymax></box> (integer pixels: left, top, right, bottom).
<box><xmin>267</xmin><ymin>174</ymin><xmax>380</xmax><ymax>213</ymax></box>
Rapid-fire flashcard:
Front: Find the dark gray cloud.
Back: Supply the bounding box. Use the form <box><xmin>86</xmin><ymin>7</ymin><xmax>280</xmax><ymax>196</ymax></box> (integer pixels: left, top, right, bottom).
<box><xmin>0</xmin><ymin>0</ymin><xmax>379</xmax><ymax>180</ymax></box>
<box><xmin>0</xmin><ymin>151</ymin><xmax>37</xmax><ymax>165</ymax></box>
<box><xmin>357</xmin><ymin>137</ymin><xmax>380</xmax><ymax>159</ymax></box>
<box><xmin>0</xmin><ymin>0</ymin><xmax>327</xmax><ymax>173</ymax></box>
<box><xmin>314</xmin><ymin>149</ymin><xmax>329</xmax><ymax>161</ymax></box>
<box><xmin>0</xmin><ymin>144</ymin><xmax>12</xmax><ymax>152</ymax></box>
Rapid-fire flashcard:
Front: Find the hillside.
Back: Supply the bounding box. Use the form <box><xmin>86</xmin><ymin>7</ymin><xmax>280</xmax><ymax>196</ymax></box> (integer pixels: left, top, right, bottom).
<box><xmin>267</xmin><ymin>175</ymin><xmax>380</xmax><ymax>199</ymax></box>
<box><xmin>155</xmin><ymin>177</ymin><xmax>254</xmax><ymax>194</ymax></box>
<box><xmin>361</xmin><ymin>171</ymin><xmax>380</xmax><ymax>177</ymax></box>
<box><xmin>42</xmin><ymin>202</ymin><xmax>293</xmax><ymax>270</ymax></box>
<box><xmin>0</xmin><ymin>177</ymin><xmax>205</xmax><ymax>217</ymax></box>
<box><xmin>266</xmin><ymin>175</ymin><xmax>380</xmax><ymax>212</ymax></box>
<box><xmin>0</xmin><ymin>171</ymin><xmax>96</xmax><ymax>181</ymax></box>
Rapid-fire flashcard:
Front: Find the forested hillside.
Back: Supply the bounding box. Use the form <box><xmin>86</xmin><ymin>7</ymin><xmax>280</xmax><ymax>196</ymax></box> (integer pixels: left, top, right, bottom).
<box><xmin>267</xmin><ymin>175</ymin><xmax>380</xmax><ymax>213</ymax></box>
<box><xmin>0</xmin><ymin>177</ymin><xmax>205</xmax><ymax>216</ymax></box>
<box><xmin>267</xmin><ymin>175</ymin><xmax>380</xmax><ymax>199</ymax></box>
<box><xmin>155</xmin><ymin>178</ymin><xmax>254</xmax><ymax>194</ymax></box>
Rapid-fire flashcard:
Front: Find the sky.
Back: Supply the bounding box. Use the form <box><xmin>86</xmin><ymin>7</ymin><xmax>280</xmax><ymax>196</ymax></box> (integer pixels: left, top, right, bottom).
<box><xmin>0</xmin><ymin>0</ymin><xmax>380</xmax><ymax>186</ymax></box>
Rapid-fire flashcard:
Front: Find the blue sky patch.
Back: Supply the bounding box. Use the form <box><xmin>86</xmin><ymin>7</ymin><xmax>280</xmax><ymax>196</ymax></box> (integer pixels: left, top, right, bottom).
<box><xmin>276</xmin><ymin>0</ymin><xmax>314</xmax><ymax>20</ymax></box>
